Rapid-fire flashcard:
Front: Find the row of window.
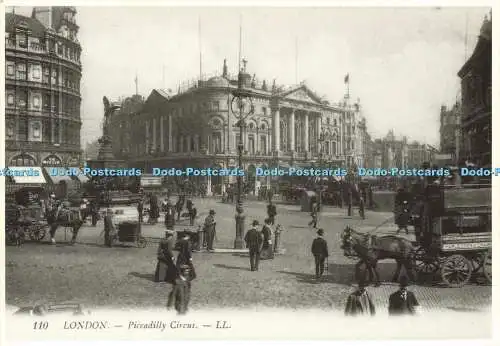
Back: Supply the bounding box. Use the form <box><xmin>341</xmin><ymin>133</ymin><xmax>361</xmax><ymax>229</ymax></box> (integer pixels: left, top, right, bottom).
<box><xmin>5</xmin><ymin>118</ymin><xmax>80</xmax><ymax>145</ymax></box>
<box><xmin>7</xmin><ymin>33</ymin><xmax>81</xmax><ymax>63</ymax></box>
<box><xmin>5</xmin><ymin>89</ymin><xmax>80</xmax><ymax>115</ymax></box>
<box><xmin>6</xmin><ymin>60</ymin><xmax>81</xmax><ymax>91</ymax></box>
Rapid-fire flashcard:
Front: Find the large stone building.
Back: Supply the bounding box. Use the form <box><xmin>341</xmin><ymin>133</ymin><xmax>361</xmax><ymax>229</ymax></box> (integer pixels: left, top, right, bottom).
<box><xmin>457</xmin><ymin>12</ymin><xmax>492</xmax><ymax>167</ymax></box>
<box><xmin>439</xmin><ymin>103</ymin><xmax>461</xmax><ymax>163</ymax></box>
<box><xmin>5</xmin><ymin>7</ymin><xmax>82</xmax><ymax>168</ymax></box>
<box><xmin>110</xmin><ymin>60</ymin><xmax>368</xmax><ymax>194</ymax></box>
<box><xmin>371</xmin><ymin>130</ymin><xmax>436</xmax><ymax>169</ymax></box>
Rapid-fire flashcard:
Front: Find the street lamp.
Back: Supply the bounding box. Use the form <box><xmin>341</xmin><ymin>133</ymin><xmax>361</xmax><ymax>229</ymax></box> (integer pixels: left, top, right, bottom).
<box><xmin>230</xmin><ymin>70</ymin><xmax>254</xmax><ymax>249</ymax></box>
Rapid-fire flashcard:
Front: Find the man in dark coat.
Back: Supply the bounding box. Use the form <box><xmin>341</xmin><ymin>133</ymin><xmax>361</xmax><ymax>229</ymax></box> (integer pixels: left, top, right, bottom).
<box><xmin>394</xmin><ymin>188</ymin><xmax>410</xmax><ymax>234</ymax></box>
<box><xmin>344</xmin><ymin>281</ymin><xmax>376</xmax><ymax>316</ymax></box>
<box><xmin>149</xmin><ymin>194</ymin><xmax>160</xmax><ymax>224</ymax></box>
<box><xmin>244</xmin><ymin>220</ymin><xmax>263</xmax><ymax>271</ymax></box>
<box><xmin>347</xmin><ymin>187</ymin><xmax>353</xmax><ymax>217</ymax></box>
<box><xmin>137</xmin><ymin>197</ymin><xmax>144</xmax><ymax>224</ymax></box>
<box><xmin>103</xmin><ymin>208</ymin><xmax>116</xmax><ymax>247</ymax></box>
<box><xmin>203</xmin><ymin>210</ymin><xmax>217</xmax><ymax>251</ymax></box>
<box><xmin>155</xmin><ymin>230</ymin><xmax>177</xmax><ymax>283</ymax></box>
<box><xmin>167</xmin><ymin>265</ymin><xmax>192</xmax><ymax>315</ymax></box>
<box><xmin>176</xmin><ymin>195</ymin><xmax>185</xmax><ymax>221</ymax></box>
<box><xmin>176</xmin><ymin>232</ymin><xmax>196</xmax><ymax>280</ymax></box>
<box><xmin>266</xmin><ymin>202</ymin><xmax>277</xmax><ymax>225</ymax></box>
<box><xmin>388</xmin><ymin>276</ymin><xmax>419</xmax><ymax>316</ymax></box>
<box><xmin>164</xmin><ymin>201</ymin><xmax>176</xmax><ymax>230</ymax></box>
<box><xmin>311</xmin><ymin>228</ymin><xmax>329</xmax><ymax>280</ymax></box>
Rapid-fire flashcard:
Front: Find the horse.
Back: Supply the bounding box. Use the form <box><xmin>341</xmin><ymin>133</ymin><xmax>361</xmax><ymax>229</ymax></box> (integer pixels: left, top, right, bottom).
<box><xmin>46</xmin><ymin>207</ymin><xmax>84</xmax><ymax>245</ymax></box>
<box><xmin>340</xmin><ymin>226</ymin><xmax>416</xmax><ymax>286</ymax></box>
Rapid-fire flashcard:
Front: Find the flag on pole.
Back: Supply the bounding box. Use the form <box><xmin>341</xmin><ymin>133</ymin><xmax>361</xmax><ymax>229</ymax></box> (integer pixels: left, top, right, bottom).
<box><xmin>344</xmin><ymin>74</ymin><xmax>349</xmax><ymax>84</ymax></box>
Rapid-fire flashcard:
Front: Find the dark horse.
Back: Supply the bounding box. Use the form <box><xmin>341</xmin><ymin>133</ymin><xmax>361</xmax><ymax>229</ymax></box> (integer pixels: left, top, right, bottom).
<box><xmin>46</xmin><ymin>207</ymin><xmax>84</xmax><ymax>245</ymax></box>
<box><xmin>340</xmin><ymin>226</ymin><xmax>416</xmax><ymax>286</ymax></box>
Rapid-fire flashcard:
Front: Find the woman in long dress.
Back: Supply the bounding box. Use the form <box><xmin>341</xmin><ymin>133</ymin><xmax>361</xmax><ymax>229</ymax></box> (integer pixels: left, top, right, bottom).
<box><xmin>260</xmin><ymin>218</ymin><xmax>274</xmax><ymax>260</ymax></box>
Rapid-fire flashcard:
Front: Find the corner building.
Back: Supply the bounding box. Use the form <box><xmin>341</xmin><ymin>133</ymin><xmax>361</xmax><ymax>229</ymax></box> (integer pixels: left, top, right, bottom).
<box><xmin>111</xmin><ymin>60</ymin><xmax>367</xmax><ymax>195</ymax></box>
<box><xmin>5</xmin><ymin>7</ymin><xmax>82</xmax><ymax>168</ymax></box>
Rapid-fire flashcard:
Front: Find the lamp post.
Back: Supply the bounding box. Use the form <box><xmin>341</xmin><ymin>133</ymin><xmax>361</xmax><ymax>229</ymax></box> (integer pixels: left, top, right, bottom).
<box><xmin>231</xmin><ymin>70</ymin><xmax>254</xmax><ymax>249</ymax></box>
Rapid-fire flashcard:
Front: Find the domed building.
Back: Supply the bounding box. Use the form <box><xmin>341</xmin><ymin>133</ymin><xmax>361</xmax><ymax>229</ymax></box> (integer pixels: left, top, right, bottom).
<box><xmin>110</xmin><ymin>59</ymin><xmax>369</xmax><ymax>196</ymax></box>
<box><xmin>5</xmin><ymin>7</ymin><xmax>83</xmax><ymax>171</ymax></box>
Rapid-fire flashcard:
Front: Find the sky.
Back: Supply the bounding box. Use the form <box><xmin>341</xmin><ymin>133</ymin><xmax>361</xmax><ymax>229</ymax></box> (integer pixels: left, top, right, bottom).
<box><xmin>10</xmin><ymin>6</ymin><xmax>489</xmax><ymax>147</ymax></box>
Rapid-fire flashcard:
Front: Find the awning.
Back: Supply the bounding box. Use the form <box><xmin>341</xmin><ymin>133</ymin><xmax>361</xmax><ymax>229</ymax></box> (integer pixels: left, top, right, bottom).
<box><xmin>8</xmin><ymin>167</ymin><xmax>47</xmax><ymax>184</ymax></box>
<box><xmin>44</xmin><ymin>167</ymin><xmax>75</xmax><ymax>184</ymax></box>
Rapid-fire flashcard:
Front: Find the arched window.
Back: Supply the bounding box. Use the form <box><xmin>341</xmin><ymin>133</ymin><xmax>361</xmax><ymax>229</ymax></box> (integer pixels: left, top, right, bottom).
<box><xmin>10</xmin><ymin>154</ymin><xmax>37</xmax><ymax>166</ymax></box>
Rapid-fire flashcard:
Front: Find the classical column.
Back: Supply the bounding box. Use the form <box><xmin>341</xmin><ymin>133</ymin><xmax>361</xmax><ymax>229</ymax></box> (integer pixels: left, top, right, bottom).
<box><xmin>206</xmin><ymin>175</ymin><xmax>212</xmax><ymax>196</ymax></box>
<box><xmin>145</xmin><ymin>120</ymin><xmax>150</xmax><ymax>152</ymax></box>
<box><xmin>152</xmin><ymin>118</ymin><xmax>157</xmax><ymax>150</ymax></box>
<box><xmin>160</xmin><ymin>117</ymin><xmax>164</xmax><ymax>151</ymax></box>
<box><xmin>168</xmin><ymin>115</ymin><xmax>173</xmax><ymax>152</ymax></box>
<box><xmin>303</xmin><ymin>113</ymin><xmax>309</xmax><ymax>152</ymax></box>
<box><xmin>289</xmin><ymin>110</ymin><xmax>295</xmax><ymax>152</ymax></box>
<box><xmin>186</xmin><ymin>135</ymin><xmax>191</xmax><ymax>152</ymax></box>
<box><xmin>316</xmin><ymin>114</ymin><xmax>322</xmax><ymax>153</ymax></box>
<box><xmin>272</xmin><ymin>107</ymin><xmax>280</xmax><ymax>152</ymax></box>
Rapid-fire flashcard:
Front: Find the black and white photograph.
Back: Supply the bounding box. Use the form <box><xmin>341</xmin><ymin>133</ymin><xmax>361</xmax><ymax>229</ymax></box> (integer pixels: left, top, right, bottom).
<box><xmin>3</xmin><ymin>1</ymin><xmax>494</xmax><ymax>342</ymax></box>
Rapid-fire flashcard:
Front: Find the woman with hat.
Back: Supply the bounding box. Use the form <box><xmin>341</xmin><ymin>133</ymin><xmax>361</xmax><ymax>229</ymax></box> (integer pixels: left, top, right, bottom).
<box><xmin>260</xmin><ymin>218</ymin><xmax>274</xmax><ymax>260</ymax></box>
<box><xmin>203</xmin><ymin>209</ymin><xmax>217</xmax><ymax>251</ymax></box>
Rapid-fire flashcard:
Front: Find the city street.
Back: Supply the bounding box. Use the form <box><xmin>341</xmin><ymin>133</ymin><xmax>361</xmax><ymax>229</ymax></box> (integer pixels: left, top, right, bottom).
<box><xmin>6</xmin><ymin>198</ymin><xmax>491</xmax><ymax>312</ymax></box>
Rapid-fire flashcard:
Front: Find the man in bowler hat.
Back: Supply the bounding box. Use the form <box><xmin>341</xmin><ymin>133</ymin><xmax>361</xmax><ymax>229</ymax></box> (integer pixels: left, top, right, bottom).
<box><xmin>388</xmin><ymin>276</ymin><xmax>420</xmax><ymax>316</ymax></box>
<box><xmin>244</xmin><ymin>220</ymin><xmax>263</xmax><ymax>271</ymax></box>
<box><xmin>203</xmin><ymin>209</ymin><xmax>217</xmax><ymax>251</ymax></box>
<box><xmin>344</xmin><ymin>280</ymin><xmax>376</xmax><ymax>316</ymax></box>
<box><xmin>311</xmin><ymin>228</ymin><xmax>329</xmax><ymax>280</ymax></box>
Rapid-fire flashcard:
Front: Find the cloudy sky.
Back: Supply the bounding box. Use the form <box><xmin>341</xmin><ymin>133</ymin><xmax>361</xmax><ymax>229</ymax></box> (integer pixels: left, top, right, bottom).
<box><xmin>10</xmin><ymin>5</ymin><xmax>489</xmax><ymax>147</ymax></box>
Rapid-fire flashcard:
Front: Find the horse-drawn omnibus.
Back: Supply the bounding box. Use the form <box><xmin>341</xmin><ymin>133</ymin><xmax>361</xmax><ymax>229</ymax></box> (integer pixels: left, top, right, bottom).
<box><xmin>413</xmin><ymin>183</ymin><xmax>492</xmax><ymax>287</ymax></box>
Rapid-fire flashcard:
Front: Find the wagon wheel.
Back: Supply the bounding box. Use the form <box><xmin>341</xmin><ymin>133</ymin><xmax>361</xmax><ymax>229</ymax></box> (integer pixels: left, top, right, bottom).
<box><xmin>414</xmin><ymin>246</ymin><xmax>439</xmax><ymax>281</ymax></box>
<box><xmin>29</xmin><ymin>224</ymin><xmax>48</xmax><ymax>241</ymax></box>
<box><xmin>441</xmin><ymin>254</ymin><xmax>472</xmax><ymax>288</ymax></box>
<box><xmin>137</xmin><ymin>236</ymin><xmax>147</xmax><ymax>248</ymax></box>
<box><xmin>483</xmin><ymin>249</ymin><xmax>492</xmax><ymax>284</ymax></box>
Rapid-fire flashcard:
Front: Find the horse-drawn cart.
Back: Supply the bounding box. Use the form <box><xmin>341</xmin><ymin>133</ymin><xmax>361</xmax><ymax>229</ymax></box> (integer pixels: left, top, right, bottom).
<box><xmin>413</xmin><ymin>186</ymin><xmax>492</xmax><ymax>287</ymax></box>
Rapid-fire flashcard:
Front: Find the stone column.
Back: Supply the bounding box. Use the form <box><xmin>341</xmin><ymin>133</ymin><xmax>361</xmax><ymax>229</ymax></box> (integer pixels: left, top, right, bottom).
<box><xmin>160</xmin><ymin>117</ymin><xmax>164</xmax><ymax>151</ymax></box>
<box><xmin>186</xmin><ymin>135</ymin><xmax>191</xmax><ymax>152</ymax></box>
<box><xmin>152</xmin><ymin>118</ymin><xmax>157</xmax><ymax>150</ymax></box>
<box><xmin>168</xmin><ymin>115</ymin><xmax>173</xmax><ymax>152</ymax></box>
<box><xmin>303</xmin><ymin>113</ymin><xmax>309</xmax><ymax>152</ymax></box>
<box><xmin>206</xmin><ymin>175</ymin><xmax>212</xmax><ymax>196</ymax></box>
<box><xmin>289</xmin><ymin>110</ymin><xmax>295</xmax><ymax>152</ymax></box>
<box><xmin>272</xmin><ymin>107</ymin><xmax>280</xmax><ymax>152</ymax></box>
<box><xmin>316</xmin><ymin>114</ymin><xmax>322</xmax><ymax>153</ymax></box>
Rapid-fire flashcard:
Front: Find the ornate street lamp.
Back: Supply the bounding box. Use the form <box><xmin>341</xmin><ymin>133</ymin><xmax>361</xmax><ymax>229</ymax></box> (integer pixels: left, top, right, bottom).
<box><xmin>230</xmin><ymin>70</ymin><xmax>254</xmax><ymax>249</ymax></box>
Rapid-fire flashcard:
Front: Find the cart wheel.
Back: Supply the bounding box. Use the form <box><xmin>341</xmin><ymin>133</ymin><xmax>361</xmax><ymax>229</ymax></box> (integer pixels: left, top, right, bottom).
<box><xmin>29</xmin><ymin>225</ymin><xmax>47</xmax><ymax>241</ymax></box>
<box><xmin>483</xmin><ymin>249</ymin><xmax>492</xmax><ymax>284</ymax></box>
<box><xmin>441</xmin><ymin>254</ymin><xmax>472</xmax><ymax>288</ymax></box>
<box><xmin>414</xmin><ymin>246</ymin><xmax>439</xmax><ymax>280</ymax></box>
<box><xmin>137</xmin><ymin>237</ymin><xmax>147</xmax><ymax>248</ymax></box>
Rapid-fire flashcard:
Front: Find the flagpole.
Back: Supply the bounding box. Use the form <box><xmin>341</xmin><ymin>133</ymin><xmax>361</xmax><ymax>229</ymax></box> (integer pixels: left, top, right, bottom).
<box><xmin>295</xmin><ymin>36</ymin><xmax>298</xmax><ymax>84</ymax></box>
<box><xmin>198</xmin><ymin>16</ymin><xmax>202</xmax><ymax>81</ymax></box>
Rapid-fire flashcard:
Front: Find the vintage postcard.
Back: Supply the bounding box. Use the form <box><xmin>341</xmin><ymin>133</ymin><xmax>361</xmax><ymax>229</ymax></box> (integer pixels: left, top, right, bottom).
<box><xmin>2</xmin><ymin>0</ymin><xmax>496</xmax><ymax>343</ymax></box>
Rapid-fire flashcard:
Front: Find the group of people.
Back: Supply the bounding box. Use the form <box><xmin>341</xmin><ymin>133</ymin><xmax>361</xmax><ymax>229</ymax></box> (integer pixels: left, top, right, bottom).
<box><xmin>345</xmin><ymin>276</ymin><xmax>420</xmax><ymax>316</ymax></box>
<box><xmin>243</xmin><ymin>218</ymin><xmax>277</xmax><ymax>271</ymax></box>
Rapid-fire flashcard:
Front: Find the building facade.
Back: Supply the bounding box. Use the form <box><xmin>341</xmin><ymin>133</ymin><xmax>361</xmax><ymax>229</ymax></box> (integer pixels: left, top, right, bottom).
<box><xmin>369</xmin><ymin>131</ymin><xmax>436</xmax><ymax>169</ymax></box>
<box><xmin>439</xmin><ymin>103</ymin><xmax>461</xmax><ymax>163</ymax></box>
<box><xmin>5</xmin><ymin>7</ymin><xmax>82</xmax><ymax>168</ymax></box>
<box><xmin>110</xmin><ymin>60</ymin><xmax>367</xmax><ymax>194</ymax></box>
<box><xmin>457</xmin><ymin>13</ymin><xmax>492</xmax><ymax>167</ymax></box>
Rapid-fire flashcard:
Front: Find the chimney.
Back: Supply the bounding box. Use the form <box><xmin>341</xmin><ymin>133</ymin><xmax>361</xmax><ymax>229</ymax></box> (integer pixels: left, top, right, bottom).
<box><xmin>32</xmin><ymin>7</ymin><xmax>52</xmax><ymax>28</ymax></box>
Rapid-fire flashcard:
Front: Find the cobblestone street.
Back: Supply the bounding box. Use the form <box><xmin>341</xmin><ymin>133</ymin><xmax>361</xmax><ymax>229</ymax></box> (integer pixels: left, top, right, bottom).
<box><xmin>5</xmin><ymin>198</ymin><xmax>491</xmax><ymax>313</ymax></box>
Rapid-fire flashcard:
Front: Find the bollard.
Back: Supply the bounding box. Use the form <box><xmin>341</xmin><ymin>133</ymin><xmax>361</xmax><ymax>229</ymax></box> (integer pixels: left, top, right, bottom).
<box><xmin>273</xmin><ymin>224</ymin><xmax>285</xmax><ymax>255</ymax></box>
<box><xmin>196</xmin><ymin>226</ymin><xmax>203</xmax><ymax>252</ymax></box>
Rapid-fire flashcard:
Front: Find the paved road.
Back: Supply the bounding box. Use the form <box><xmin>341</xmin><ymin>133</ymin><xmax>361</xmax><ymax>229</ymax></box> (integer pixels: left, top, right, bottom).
<box><xmin>6</xmin><ymin>198</ymin><xmax>491</xmax><ymax>312</ymax></box>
